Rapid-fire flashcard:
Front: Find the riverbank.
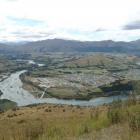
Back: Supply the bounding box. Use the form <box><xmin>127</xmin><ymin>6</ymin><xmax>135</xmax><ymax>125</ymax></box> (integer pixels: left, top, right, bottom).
<box><xmin>0</xmin><ymin>70</ymin><xmax>128</xmax><ymax>106</ymax></box>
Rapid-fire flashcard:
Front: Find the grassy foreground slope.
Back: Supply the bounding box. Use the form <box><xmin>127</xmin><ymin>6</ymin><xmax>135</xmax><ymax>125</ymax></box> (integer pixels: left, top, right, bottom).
<box><xmin>0</xmin><ymin>97</ymin><xmax>139</xmax><ymax>140</ymax></box>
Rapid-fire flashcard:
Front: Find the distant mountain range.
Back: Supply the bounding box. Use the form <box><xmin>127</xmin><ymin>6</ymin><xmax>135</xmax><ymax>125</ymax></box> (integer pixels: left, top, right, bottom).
<box><xmin>0</xmin><ymin>39</ymin><xmax>140</xmax><ymax>54</ymax></box>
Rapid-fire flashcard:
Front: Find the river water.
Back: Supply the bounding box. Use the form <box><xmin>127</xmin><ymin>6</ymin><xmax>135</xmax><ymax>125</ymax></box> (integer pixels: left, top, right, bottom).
<box><xmin>0</xmin><ymin>70</ymin><xmax>128</xmax><ymax>106</ymax></box>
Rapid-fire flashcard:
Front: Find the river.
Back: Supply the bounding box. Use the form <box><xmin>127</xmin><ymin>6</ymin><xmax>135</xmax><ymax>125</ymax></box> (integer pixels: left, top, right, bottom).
<box><xmin>0</xmin><ymin>70</ymin><xmax>128</xmax><ymax>106</ymax></box>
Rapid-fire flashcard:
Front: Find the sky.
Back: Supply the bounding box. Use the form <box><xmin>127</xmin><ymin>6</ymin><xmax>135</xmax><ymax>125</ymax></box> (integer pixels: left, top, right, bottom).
<box><xmin>0</xmin><ymin>0</ymin><xmax>140</xmax><ymax>42</ymax></box>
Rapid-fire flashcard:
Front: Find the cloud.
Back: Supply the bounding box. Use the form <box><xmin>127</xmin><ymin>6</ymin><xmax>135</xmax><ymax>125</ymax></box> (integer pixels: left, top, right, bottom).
<box><xmin>11</xmin><ymin>30</ymin><xmax>54</xmax><ymax>39</ymax></box>
<box><xmin>123</xmin><ymin>20</ymin><xmax>140</xmax><ymax>30</ymax></box>
<box><xmin>0</xmin><ymin>0</ymin><xmax>140</xmax><ymax>41</ymax></box>
<box><xmin>94</xmin><ymin>28</ymin><xmax>107</xmax><ymax>32</ymax></box>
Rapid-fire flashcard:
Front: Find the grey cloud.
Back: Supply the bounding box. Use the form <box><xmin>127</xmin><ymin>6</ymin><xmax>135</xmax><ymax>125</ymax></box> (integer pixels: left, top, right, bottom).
<box><xmin>123</xmin><ymin>20</ymin><xmax>140</xmax><ymax>30</ymax></box>
<box><xmin>12</xmin><ymin>31</ymin><xmax>55</xmax><ymax>39</ymax></box>
<box><xmin>95</xmin><ymin>28</ymin><xmax>107</xmax><ymax>32</ymax></box>
<box><xmin>38</xmin><ymin>32</ymin><xmax>54</xmax><ymax>36</ymax></box>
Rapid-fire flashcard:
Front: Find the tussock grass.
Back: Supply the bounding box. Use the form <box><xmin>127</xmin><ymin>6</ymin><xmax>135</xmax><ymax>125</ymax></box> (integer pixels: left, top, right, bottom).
<box><xmin>0</xmin><ymin>97</ymin><xmax>139</xmax><ymax>140</ymax></box>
